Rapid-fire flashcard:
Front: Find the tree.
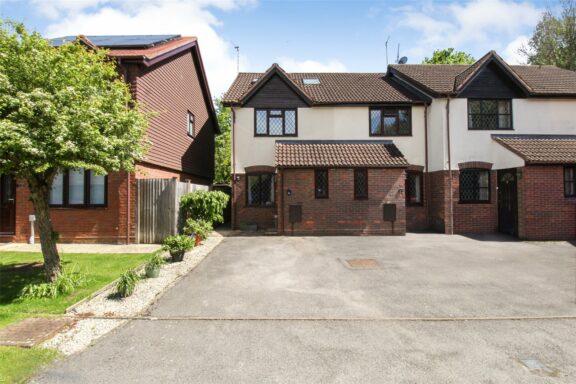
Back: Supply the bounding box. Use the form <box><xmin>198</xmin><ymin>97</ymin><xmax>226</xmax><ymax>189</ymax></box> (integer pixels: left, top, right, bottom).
<box><xmin>214</xmin><ymin>97</ymin><xmax>231</xmax><ymax>184</ymax></box>
<box><xmin>422</xmin><ymin>48</ymin><xmax>476</xmax><ymax>64</ymax></box>
<box><xmin>0</xmin><ymin>21</ymin><xmax>149</xmax><ymax>281</ymax></box>
<box><xmin>520</xmin><ymin>0</ymin><xmax>576</xmax><ymax>70</ymax></box>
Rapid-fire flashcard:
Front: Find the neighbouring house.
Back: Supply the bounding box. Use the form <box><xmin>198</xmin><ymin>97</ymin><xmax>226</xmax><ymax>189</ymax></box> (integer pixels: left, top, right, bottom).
<box><xmin>0</xmin><ymin>35</ymin><xmax>218</xmax><ymax>244</ymax></box>
<box><xmin>222</xmin><ymin>51</ymin><xmax>576</xmax><ymax>240</ymax></box>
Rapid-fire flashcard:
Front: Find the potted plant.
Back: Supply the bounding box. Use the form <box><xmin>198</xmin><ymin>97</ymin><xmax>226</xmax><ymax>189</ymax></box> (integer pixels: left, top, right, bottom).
<box><xmin>162</xmin><ymin>235</ymin><xmax>195</xmax><ymax>262</ymax></box>
<box><xmin>183</xmin><ymin>218</ymin><xmax>213</xmax><ymax>246</ymax></box>
<box><xmin>144</xmin><ymin>252</ymin><xmax>166</xmax><ymax>278</ymax></box>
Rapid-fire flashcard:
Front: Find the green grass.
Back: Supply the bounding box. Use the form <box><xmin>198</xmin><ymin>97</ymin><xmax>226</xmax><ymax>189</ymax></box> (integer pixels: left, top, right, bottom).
<box><xmin>0</xmin><ymin>346</ymin><xmax>59</xmax><ymax>384</ymax></box>
<box><xmin>0</xmin><ymin>251</ymin><xmax>152</xmax><ymax>329</ymax></box>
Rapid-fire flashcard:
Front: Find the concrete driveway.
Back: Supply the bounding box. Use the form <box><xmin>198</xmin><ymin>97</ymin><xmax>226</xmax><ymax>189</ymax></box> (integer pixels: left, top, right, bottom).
<box><xmin>34</xmin><ymin>234</ymin><xmax>576</xmax><ymax>383</ymax></box>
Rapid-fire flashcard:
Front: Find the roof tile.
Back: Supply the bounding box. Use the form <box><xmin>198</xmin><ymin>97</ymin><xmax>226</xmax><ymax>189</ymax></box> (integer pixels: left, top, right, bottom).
<box><xmin>492</xmin><ymin>135</ymin><xmax>576</xmax><ymax>164</ymax></box>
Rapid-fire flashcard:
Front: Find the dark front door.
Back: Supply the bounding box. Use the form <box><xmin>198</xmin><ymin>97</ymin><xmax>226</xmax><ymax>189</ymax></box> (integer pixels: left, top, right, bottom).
<box><xmin>0</xmin><ymin>175</ymin><xmax>16</xmax><ymax>234</ymax></box>
<box><xmin>497</xmin><ymin>169</ymin><xmax>518</xmax><ymax>236</ymax></box>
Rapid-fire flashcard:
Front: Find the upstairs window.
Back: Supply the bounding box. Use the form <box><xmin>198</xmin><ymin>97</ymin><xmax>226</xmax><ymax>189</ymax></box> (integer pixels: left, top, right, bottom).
<box><xmin>187</xmin><ymin>111</ymin><xmax>195</xmax><ymax>137</ymax></box>
<box><xmin>50</xmin><ymin>169</ymin><xmax>107</xmax><ymax>207</ymax></box>
<box><xmin>406</xmin><ymin>171</ymin><xmax>423</xmax><ymax>206</ymax></box>
<box><xmin>247</xmin><ymin>174</ymin><xmax>275</xmax><ymax>207</ymax></box>
<box><xmin>468</xmin><ymin>99</ymin><xmax>512</xmax><ymax>130</ymax></box>
<box><xmin>354</xmin><ymin>169</ymin><xmax>368</xmax><ymax>199</ymax></box>
<box><xmin>565</xmin><ymin>166</ymin><xmax>576</xmax><ymax>197</ymax></box>
<box><xmin>314</xmin><ymin>169</ymin><xmax>329</xmax><ymax>199</ymax></box>
<box><xmin>370</xmin><ymin>107</ymin><xmax>411</xmax><ymax>136</ymax></box>
<box><xmin>255</xmin><ymin>109</ymin><xmax>297</xmax><ymax>136</ymax></box>
<box><xmin>459</xmin><ymin>169</ymin><xmax>490</xmax><ymax>203</ymax></box>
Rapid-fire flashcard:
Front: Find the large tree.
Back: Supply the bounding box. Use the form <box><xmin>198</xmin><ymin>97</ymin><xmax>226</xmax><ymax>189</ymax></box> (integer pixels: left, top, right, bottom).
<box><xmin>214</xmin><ymin>97</ymin><xmax>231</xmax><ymax>184</ymax></box>
<box><xmin>0</xmin><ymin>21</ymin><xmax>149</xmax><ymax>281</ymax></box>
<box><xmin>422</xmin><ymin>48</ymin><xmax>476</xmax><ymax>64</ymax></box>
<box><xmin>520</xmin><ymin>0</ymin><xmax>576</xmax><ymax>70</ymax></box>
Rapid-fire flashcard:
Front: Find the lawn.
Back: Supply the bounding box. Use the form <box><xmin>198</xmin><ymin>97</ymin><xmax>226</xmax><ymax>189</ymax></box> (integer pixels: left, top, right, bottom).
<box><xmin>0</xmin><ymin>346</ymin><xmax>59</xmax><ymax>384</ymax></box>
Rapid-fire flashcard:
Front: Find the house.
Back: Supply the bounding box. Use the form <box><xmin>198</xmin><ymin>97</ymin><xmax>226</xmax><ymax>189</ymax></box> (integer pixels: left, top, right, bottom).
<box><xmin>222</xmin><ymin>51</ymin><xmax>576</xmax><ymax>240</ymax></box>
<box><xmin>0</xmin><ymin>35</ymin><xmax>218</xmax><ymax>244</ymax></box>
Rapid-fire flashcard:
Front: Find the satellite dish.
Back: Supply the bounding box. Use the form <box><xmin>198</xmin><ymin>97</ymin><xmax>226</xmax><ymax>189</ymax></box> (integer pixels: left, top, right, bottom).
<box><xmin>398</xmin><ymin>56</ymin><xmax>408</xmax><ymax>64</ymax></box>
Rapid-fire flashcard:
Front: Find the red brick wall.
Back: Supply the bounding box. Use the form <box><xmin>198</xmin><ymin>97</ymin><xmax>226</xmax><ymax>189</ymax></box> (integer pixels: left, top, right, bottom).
<box><xmin>452</xmin><ymin>170</ymin><xmax>498</xmax><ymax>233</ymax></box>
<box><xmin>429</xmin><ymin>171</ymin><xmax>449</xmax><ymax>233</ymax></box>
<box><xmin>279</xmin><ymin>168</ymin><xmax>406</xmax><ymax>236</ymax></box>
<box><xmin>2</xmin><ymin>172</ymin><xmax>136</xmax><ymax>244</ymax></box>
<box><xmin>232</xmin><ymin>174</ymin><xmax>277</xmax><ymax>230</ymax></box>
<box><xmin>519</xmin><ymin>165</ymin><xmax>576</xmax><ymax>240</ymax></box>
<box><xmin>406</xmin><ymin>173</ymin><xmax>429</xmax><ymax>232</ymax></box>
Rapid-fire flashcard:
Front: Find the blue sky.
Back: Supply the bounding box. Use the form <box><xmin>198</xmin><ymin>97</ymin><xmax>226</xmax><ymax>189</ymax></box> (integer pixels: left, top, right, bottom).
<box><xmin>0</xmin><ymin>0</ymin><xmax>559</xmax><ymax>96</ymax></box>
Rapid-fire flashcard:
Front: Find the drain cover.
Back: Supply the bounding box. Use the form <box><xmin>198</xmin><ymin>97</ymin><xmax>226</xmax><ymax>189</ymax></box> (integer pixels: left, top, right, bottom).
<box><xmin>343</xmin><ymin>258</ymin><xmax>380</xmax><ymax>270</ymax></box>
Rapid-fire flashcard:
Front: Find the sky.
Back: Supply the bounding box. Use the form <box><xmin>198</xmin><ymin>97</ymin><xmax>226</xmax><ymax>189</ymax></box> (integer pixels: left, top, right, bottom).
<box><xmin>0</xmin><ymin>0</ymin><xmax>562</xmax><ymax>97</ymax></box>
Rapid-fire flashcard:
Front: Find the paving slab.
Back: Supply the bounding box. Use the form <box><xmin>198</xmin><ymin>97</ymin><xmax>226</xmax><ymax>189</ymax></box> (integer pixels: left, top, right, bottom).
<box><xmin>0</xmin><ymin>317</ymin><xmax>73</xmax><ymax>347</ymax></box>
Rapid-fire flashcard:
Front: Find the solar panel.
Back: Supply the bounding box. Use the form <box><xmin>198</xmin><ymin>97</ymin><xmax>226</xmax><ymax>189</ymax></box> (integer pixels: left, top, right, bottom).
<box><xmin>50</xmin><ymin>35</ymin><xmax>181</xmax><ymax>48</ymax></box>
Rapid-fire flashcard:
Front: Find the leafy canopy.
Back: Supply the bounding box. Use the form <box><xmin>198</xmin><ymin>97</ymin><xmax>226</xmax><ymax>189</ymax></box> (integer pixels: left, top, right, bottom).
<box><xmin>521</xmin><ymin>0</ymin><xmax>576</xmax><ymax>70</ymax></box>
<box><xmin>422</xmin><ymin>48</ymin><xmax>476</xmax><ymax>64</ymax></box>
<box><xmin>180</xmin><ymin>190</ymin><xmax>229</xmax><ymax>224</ymax></box>
<box><xmin>0</xmin><ymin>21</ymin><xmax>149</xmax><ymax>178</ymax></box>
<box><xmin>214</xmin><ymin>97</ymin><xmax>231</xmax><ymax>184</ymax></box>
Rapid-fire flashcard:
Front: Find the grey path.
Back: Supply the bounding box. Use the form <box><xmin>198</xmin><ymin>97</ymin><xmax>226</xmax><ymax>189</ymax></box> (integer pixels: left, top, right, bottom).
<box><xmin>0</xmin><ymin>242</ymin><xmax>161</xmax><ymax>254</ymax></box>
<box><xmin>34</xmin><ymin>235</ymin><xmax>576</xmax><ymax>383</ymax></box>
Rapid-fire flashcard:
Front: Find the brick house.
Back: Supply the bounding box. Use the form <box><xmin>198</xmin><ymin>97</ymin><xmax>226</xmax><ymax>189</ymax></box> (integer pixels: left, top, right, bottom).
<box><xmin>222</xmin><ymin>51</ymin><xmax>576</xmax><ymax>240</ymax></box>
<box><xmin>0</xmin><ymin>35</ymin><xmax>218</xmax><ymax>244</ymax></box>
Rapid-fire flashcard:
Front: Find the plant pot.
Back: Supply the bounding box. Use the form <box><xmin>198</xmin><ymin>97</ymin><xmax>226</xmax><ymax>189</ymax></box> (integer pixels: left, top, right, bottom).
<box><xmin>195</xmin><ymin>234</ymin><xmax>202</xmax><ymax>246</ymax></box>
<box><xmin>170</xmin><ymin>250</ymin><xmax>185</xmax><ymax>262</ymax></box>
<box><xmin>145</xmin><ymin>266</ymin><xmax>161</xmax><ymax>278</ymax></box>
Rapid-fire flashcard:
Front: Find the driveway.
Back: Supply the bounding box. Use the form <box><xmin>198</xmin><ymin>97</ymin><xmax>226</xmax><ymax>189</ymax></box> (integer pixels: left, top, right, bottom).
<box><xmin>34</xmin><ymin>234</ymin><xmax>576</xmax><ymax>383</ymax></box>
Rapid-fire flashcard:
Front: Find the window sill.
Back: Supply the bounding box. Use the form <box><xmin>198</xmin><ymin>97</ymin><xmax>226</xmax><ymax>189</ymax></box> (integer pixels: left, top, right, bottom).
<box><xmin>354</xmin><ymin>197</ymin><xmax>369</xmax><ymax>200</ymax></box>
<box><xmin>254</xmin><ymin>134</ymin><xmax>298</xmax><ymax>138</ymax></box>
<box><xmin>467</xmin><ymin>128</ymin><xmax>514</xmax><ymax>131</ymax></box>
<box><xmin>406</xmin><ymin>203</ymin><xmax>424</xmax><ymax>207</ymax></box>
<box><xmin>49</xmin><ymin>205</ymin><xmax>108</xmax><ymax>209</ymax></box>
<box><xmin>369</xmin><ymin>134</ymin><xmax>412</xmax><ymax>137</ymax></box>
<box><xmin>458</xmin><ymin>201</ymin><xmax>492</xmax><ymax>204</ymax></box>
<box><xmin>246</xmin><ymin>205</ymin><xmax>276</xmax><ymax>209</ymax></box>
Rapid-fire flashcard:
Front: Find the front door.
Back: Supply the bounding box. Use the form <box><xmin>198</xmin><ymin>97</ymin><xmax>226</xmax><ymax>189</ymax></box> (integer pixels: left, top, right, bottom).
<box><xmin>497</xmin><ymin>169</ymin><xmax>518</xmax><ymax>236</ymax></box>
<box><xmin>0</xmin><ymin>175</ymin><xmax>16</xmax><ymax>234</ymax></box>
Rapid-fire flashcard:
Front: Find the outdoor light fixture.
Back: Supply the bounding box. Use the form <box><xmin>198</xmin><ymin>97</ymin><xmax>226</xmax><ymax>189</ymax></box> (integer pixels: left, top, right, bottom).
<box><xmin>286</xmin><ymin>189</ymin><xmax>292</xmax><ymax>196</ymax></box>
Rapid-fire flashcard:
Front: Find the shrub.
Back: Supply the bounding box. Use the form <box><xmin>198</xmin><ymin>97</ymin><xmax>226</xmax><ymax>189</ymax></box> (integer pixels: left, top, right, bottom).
<box><xmin>20</xmin><ymin>269</ymin><xmax>87</xmax><ymax>299</ymax></box>
<box><xmin>144</xmin><ymin>252</ymin><xmax>166</xmax><ymax>275</ymax></box>
<box><xmin>162</xmin><ymin>235</ymin><xmax>195</xmax><ymax>254</ymax></box>
<box><xmin>115</xmin><ymin>269</ymin><xmax>140</xmax><ymax>298</ymax></box>
<box><xmin>180</xmin><ymin>191</ymin><xmax>229</xmax><ymax>224</ymax></box>
<box><xmin>183</xmin><ymin>218</ymin><xmax>213</xmax><ymax>240</ymax></box>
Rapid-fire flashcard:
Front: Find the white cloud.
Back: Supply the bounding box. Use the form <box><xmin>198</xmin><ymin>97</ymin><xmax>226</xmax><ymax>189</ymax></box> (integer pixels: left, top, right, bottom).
<box><xmin>503</xmin><ymin>35</ymin><xmax>530</xmax><ymax>64</ymax></box>
<box><xmin>37</xmin><ymin>0</ymin><xmax>256</xmax><ymax>97</ymax></box>
<box><xmin>277</xmin><ymin>57</ymin><xmax>347</xmax><ymax>72</ymax></box>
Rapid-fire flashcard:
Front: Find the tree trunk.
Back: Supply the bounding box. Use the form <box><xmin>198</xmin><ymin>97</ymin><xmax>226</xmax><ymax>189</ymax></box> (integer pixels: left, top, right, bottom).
<box><xmin>27</xmin><ymin>174</ymin><xmax>61</xmax><ymax>282</ymax></box>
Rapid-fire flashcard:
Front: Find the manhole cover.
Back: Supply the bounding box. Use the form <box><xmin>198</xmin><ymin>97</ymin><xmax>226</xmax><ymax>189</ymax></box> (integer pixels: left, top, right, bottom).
<box><xmin>343</xmin><ymin>258</ymin><xmax>380</xmax><ymax>270</ymax></box>
<box><xmin>0</xmin><ymin>317</ymin><xmax>74</xmax><ymax>348</ymax></box>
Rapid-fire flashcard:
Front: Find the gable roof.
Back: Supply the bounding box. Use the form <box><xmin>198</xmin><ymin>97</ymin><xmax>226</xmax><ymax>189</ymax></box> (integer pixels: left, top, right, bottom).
<box><xmin>492</xmin><ymin>134</ymin><xmax>576</xmax><ymax>164</ymax></box>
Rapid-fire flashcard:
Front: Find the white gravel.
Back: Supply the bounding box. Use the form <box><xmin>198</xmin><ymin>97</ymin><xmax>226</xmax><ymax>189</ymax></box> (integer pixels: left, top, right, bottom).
<box><xmin>43</xmin><ymin>233</ymin><xmax>224</xmax><ymax>355</ymax></box>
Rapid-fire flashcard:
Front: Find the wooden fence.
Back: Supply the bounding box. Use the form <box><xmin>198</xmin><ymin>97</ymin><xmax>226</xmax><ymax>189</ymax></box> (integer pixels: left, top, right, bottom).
<box><xmin>136</xmin><ymin>179</ymin><xmax>209</xmax><ymax>244</ymax></box>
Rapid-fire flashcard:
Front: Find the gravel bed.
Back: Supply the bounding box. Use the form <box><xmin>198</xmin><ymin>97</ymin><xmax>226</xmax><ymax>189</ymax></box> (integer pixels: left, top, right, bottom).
<box><xmin>43</xmin><ymin>233</ymin><xmax>224</xmax><ymax>355</ymax></box>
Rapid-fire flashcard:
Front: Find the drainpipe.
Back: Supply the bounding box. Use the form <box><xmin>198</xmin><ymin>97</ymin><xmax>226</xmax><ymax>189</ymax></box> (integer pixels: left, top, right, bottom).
<box><xmin>446</xmin><ymin>97</ymin><xmax>454</xmax><ymax>235</ymax></box>
<box><xmin>231</xmin><ymin>108</ymin><xmax>237</xmax><ymax>230</ymax></box>
<box><xmin>424</xmin><ymin>103</ymin><xmax>430</xmax><ymax>227</ymax></box>
<box><xmin>127</xmin><ymin>171</ymin><xmax>131</xmax><ymax>244</ymax></box>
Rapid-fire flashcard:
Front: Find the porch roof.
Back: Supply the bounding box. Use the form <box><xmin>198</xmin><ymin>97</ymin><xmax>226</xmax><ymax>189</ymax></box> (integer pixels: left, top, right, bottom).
<box><xmin>275</xmin><ymin>140</ymin><xmax>408</xmax><ymax>168</ymax></box>
<box><xmin>492</xmin><ymin>134</ymin><xmax>576</xmax><ymax>164</ymax></box>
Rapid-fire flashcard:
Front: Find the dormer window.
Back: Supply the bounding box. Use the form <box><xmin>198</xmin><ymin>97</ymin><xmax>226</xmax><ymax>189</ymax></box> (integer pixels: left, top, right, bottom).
<box><xmin>255</xmin><ymin>109</ymin><xmax>297</xmax><ymax>136</ymax></box>
<box><xmin>468</xmin><ymin>99</ymin><xmax>512</xmax><ymax>130</ymax></box>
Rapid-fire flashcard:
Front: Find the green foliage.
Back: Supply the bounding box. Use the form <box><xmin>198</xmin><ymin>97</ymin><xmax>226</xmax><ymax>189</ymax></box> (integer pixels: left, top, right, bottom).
<box><xmin>521</xmin><ymin>0</ymin><xmax>576</xmax><ymax>70</ymax></box>
<box><xmin>180</xmin><ymin>190</ymin><xmax>229</xmax><ymax>224</ymax></box>
<box><xmin>0</xmin><ymin>346</ymin><xmax>59</xmax><ymax>384</ymax></box>
<box><xmin>183</xmin><ymin>218</ymin><xmax>213</xmax><ymax>240</ymax></box>
<box><xmin>144</xmin><ymin>252</ymin><xmax>166</xmax><ymax>275</ymax></box>
<box><xmin>115</xmin><ymin>269</ymin><xmax>140</xmax><ymax>298</ymax></box>
<box><xmin>422</xmin><ymin>48</ymin><xmax>476</xmax><ymax>64</ymax></box>
<box><xmin>214</xmin><ymin>97</ymin><xmax>231</xmax><ymax>184</ymax></box>
<box><xmin>162</xmin><ymin>235</ymin><xmax>195</xmax><ymax>254</ymax></box>
<box><xmin>20</xmin><ymin>269</ymin><xmax>86</xmax><ymax>299</ymax></box>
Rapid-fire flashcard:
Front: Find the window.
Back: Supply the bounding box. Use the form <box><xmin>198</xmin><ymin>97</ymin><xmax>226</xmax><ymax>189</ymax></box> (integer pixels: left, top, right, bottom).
<box><xmin>354</xmin><ymin>169</ymin><xmax>368</xmax><ymax>199</ymax></box>
<box><xmin>406</xmin><ymin>171</ymin><xmax>423</xmax><ymax>205</ymax></box>
<box><xmin>468</xmin><ymin>99</ymin><xmax>512</xmax><ymax>130</ymax></box>
<box><xmin>314</xmin><ymin>169</ymin><xmax>329</xmax><ymax>199</ymax></box>
<box><xmin>565</xmin><ymin>166</ymin><xmax>576</xmax><ymax>197</ymax></box>
<box><xmin>370</xmin><ymin>107</ymin><xmax>411</xmax><ymax>136</ymax></box>
<box><xmin>302</xmin><ymin>78</ymin><xmax>320</xmax><ymax>85</ymax></box>
<box><xmin>459</xmin><ymin>169</ymin><xmax>490</xmax><ymax>203</ymax></box>
<box><xmin>255</xmin><ymin>109</ymin><xmax>297</xmax><ymax>136</ymax></box>
<box><xmin>49</xmin><ymin>169</ymin><xmax>107</xmax><ymax>207</ymax></box>
<box><xmin>187</xmin><ymin>111</ymin><xmax>195</xmax><ymax>137</ymax></box>
<box><xmin>247</xmin><ymin>174</ymin><xmax>275</xmax><ymax>207</ymax></box>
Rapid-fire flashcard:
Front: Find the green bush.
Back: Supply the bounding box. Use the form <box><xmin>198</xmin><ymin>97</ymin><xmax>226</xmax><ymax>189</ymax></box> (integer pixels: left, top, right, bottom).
<box><xmin>20</xmin><ymin>269</ymin><xmax>87</xmax><ymax>299</ymax></box>
<box><xmin>180</xmin><ymin>191</ymin><xmax>229</xmax><ymax>224</ymax></box>
<box><xmin>144</xmin><ymin>252</ymin><xmax>166</xmax><ymax>275</ymax></box>
<box><xmin>183</xmin><ymin>218</ymin><xmax>213</xmax><ymax>240</ymax></box>
<box><xmin>115</xmin><ymin>269</ymin><xmax>140</xmax><ymax>298</ymax></box>
<box><xmin>162</xmin><ymin>235</ymin><xmax>195</xmax><ymax>254</ymax></box>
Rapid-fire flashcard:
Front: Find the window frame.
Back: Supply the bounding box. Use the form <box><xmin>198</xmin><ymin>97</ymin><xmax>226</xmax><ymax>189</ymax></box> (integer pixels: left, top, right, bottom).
<box><xmin>354</xmin><ymin>168</ymin><xmax>369</xmax><ymax>200</ymax></box>
<box><xmin>405</xmin><ymin>171</ymin><xmax>424</xmax><ymax>206</ymax></box>
<box><xmin>314</xmin><ymin>169</ymin><xmax>329</xmax><ymax>199</ymax></box>
<box><xmin>467</xmin><ymin>99</ymin><xmax>513</xmax><ymax>131</ymax></box>
<box><xmin>459</xmin><ymin>169</ymin><xmax>491</xmax><ymax>204</ymax></box>
<box><xmin>369</xmin><ymin>106</ymin><xmax>412</xmax><ymax>137</ymax></box>
<box><xmin>254</xmin><ymin>108</ymin><xmax>298</xmax><ymax>137</ymax></box>
<box><xmin>49</xmin><ymin>169</ymin><xmax>108</xmax><ymax>208</ymax></box>
<box><xmin>187</xmin><ymin>111</ymin><xmax>195</xmax><ymax>138</ymax></box>
<box><xmin>564</xmin><ymin>165</ymin><xmax>576</xmax><ymax>198</ymax></box>
<box><xmin>245</xmin><ymin>173</ymin><xmax>276</xmax><ymax>208</ymax></box>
